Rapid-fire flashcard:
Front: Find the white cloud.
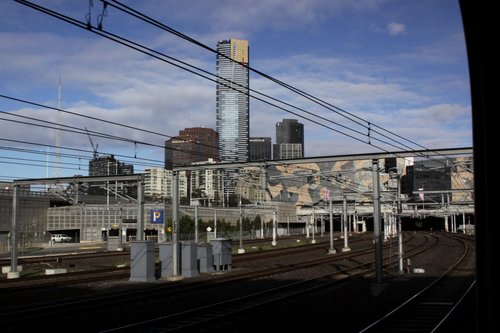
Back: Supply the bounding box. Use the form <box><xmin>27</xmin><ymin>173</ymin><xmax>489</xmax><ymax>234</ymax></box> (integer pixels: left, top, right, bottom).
<box><xmin>386</xmin><ymin>22</ymin><xmax>406</xmax><ymax>36</ymax></box>
<box><xmin>148</xmin><ymin>0</ymin><xmax>387</xmax><ymax>33</ymax></box>
<box><xmin>1</xmin><ymin>31</ymin><xmax>470</xmax><ymax>159</ymax></box>
<box><xmin>398</xmin><ymin>104</ymin><xmax>470</xmax><ymax>127</ymax></box>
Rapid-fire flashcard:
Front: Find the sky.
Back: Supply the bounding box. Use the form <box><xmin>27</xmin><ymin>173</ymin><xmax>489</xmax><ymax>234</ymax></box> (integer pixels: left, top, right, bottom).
<box><xmin>0</xmin><ymin>0</ymin><xmax>471</xmax><ymax>181</ymax></box>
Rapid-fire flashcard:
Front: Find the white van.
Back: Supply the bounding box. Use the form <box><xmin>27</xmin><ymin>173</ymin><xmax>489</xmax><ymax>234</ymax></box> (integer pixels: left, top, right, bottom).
<box><xmin>51</xmin><ymin>234</ymin><xmax>72</xmax><ymax>243</ymax></box>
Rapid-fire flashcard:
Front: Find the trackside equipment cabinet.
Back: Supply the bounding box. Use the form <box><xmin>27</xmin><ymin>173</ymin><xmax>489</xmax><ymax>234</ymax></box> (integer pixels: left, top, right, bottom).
<box><xmin>211</xmin><ymin>238</ymin><xmax>232</xmax><ymax>271</ymax></box>
<box><xmin>197</xmin><ymin>243</ymin><xmax>214</xmax><ymax>273</ymax></box>
<box><xmin>129</xmin><ymin>240</ymin><xmax>156</xmax><ymax>282</ymax></box>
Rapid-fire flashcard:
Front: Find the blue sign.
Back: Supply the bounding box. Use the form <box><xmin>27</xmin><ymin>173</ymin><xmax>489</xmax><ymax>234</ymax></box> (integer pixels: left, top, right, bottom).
<box><xmin>150</xmin><ymin>209</ymin><xmax>164</xmax><ymax>224</ymax></box>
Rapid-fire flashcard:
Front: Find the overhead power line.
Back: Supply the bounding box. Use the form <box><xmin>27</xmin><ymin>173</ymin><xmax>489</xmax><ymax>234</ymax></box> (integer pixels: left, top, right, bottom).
<box><xmin>13</xmin><ymin>0</ymin><xmax>415</xmax><ymax>154</ymax></box>
<box><xmin>0</xmin><ymin>95</ymin><xmax>232</xmax><ymax>166</ymax></box>
<box><xmin>11</xmin><ymin>0</ymin><xmax>472</xmax><ymax>174</ymax></box>
<box><xmin>105</xmin><ymin>0</ymin><xmax>450</xmax><ymax>157</ymax></box>
<box><xmin>0</xmin><ymin>94</ymin><xmax>223</xmax><ymax>158</ymax></box>
<box><xmin>0</xmin><ymin>137</ymin><xmax>163</xmax><ymax>168</ymax></box>
<box><xmin>102</xmin><ymin>1</ymin><xmax>473</xmax><ymax>167</ymax></box>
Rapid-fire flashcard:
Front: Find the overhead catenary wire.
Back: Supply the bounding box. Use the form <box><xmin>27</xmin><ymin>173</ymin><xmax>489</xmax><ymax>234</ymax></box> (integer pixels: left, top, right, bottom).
<box><xmin>0</xmin><ymin>137</ymin><xmax>163</xmax><ymax>168</ymax></box>
<box><xmin>12</xmin><ymin>0</ymin><xmax>421</xmax><ymax>156</ymax></box>
<box><xmin>0</xmin><ymin>159</ymin><xmax>86</xmax><ymax>172</ymax></box>
<box><xmin>0</xmin><ymin>94</ymin><xmax>223</xmax><ymax>159</ymax></box>
<box><xmin>0</xmin><ymin>97</ymin><xmax>235</xmax><ymax>168</ymax></box>
<box><xmin>0</xmin><ymin>111</ymin><xmax>198</xmax><ymax>160</ymax></box>
<box><xmin>0</xmin><ymin>145</ymin><xmax>90</xmax><ymax>161</ymax></box>
<box><xmin>102</xmin><ymin>1</ymin><xmax>409</xmax><ymax>152</ymax></box>
<box><xmin>1</xmin><ymin>136</ymin><xmax>473</xmax><ymax>201</ymax></box>
<box><xmin>0</xmin><ymin>115</ymin><xmax>217</xmax><ymax>170</ymax></box>
<box><xmin>98</xmin><ymin>2</ymin><xmax>475</xmax><ymax>169</ymax></box>
<box><xmin>8</xmin><ymin>0</ymin><xmax>473</xmax><ymax>182</ymax></box>
<box><xmin>0</xmin><ymin>102</ymin><xmax>472</xmax><ymax>191</ymax></box>
<box><xmin>105</xmin><ymin>0</ymin><xmax>461</xmax><ymax>163</ymax></box>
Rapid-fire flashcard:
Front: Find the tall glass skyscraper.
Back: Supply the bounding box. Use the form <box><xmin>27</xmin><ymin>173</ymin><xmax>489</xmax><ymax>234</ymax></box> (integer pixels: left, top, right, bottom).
<box><xmin>216</xmin><ymin>39</ymin><xmax>249</xmax><ymax>198</ymax></box>
<box><xmin>216</xmin><ymin>38</ymin><xmax>249</xmax><ymax>163</ymax></box>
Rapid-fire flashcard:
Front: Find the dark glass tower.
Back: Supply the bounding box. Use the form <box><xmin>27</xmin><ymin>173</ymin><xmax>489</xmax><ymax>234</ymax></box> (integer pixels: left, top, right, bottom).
<box><xmin>249</xmin><ymin>137</ymin><xmax>272</xmax><ymax>161</ymax></box>
<box><xmin>273</xmin><ymin>119</ymin><xmax>304</xmax><ymax>159</ymax></box>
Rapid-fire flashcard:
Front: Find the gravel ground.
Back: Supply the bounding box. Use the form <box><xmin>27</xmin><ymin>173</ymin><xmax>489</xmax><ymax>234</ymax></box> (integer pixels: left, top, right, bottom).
<box><xmin>197</xmin><ymin>232</ymin><xmax>477</xmax><ymax>332</ymax></box>
<box><xmin>1</xmin><ymin>232</ymin><xmax>476</xmax><ymax>332</ymax></box>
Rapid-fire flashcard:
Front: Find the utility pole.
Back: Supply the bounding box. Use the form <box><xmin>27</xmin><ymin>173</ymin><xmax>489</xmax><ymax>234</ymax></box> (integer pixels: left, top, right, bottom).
<box><xmin>311</xmin><ymin>208</ymin><xmax>316</xmax><ymax>244</ymax></box>
<box><xmin>194</xmin><ymin>205</ymin><xmax>199</xmax><ymax>243</ymax></box>
<box><xmin>328</xmin><ymin>194</ymin><xmax>336</xmax><ymax>254</ymax></box>
<box><xmin>238</xmin><ymin>198</ymin><xmax>245</xmax><ymax>253</ymax></box>
<box><xmin>342</xmin><ymin>196</ymin><xmax>350</xmax><ymax>251</ymax></box>
<box><xmin>214</xmin><ymin>209</ymin><xmax>217</xmax><ymax>239</ymax></box>
<box><xmin>372</xmin><ymin>159</ymin><xmax>383</xmax><ymax>283</ymax></box>
<box><xmin>8</xmin><ymin>184</ymin><xmax>20</xmax><ymax>279</ymax></box>
<box><xmin>397</xmin><ymin>171</ymin><xmax>403</xmax><ymax>273</ymax></box>
<box><xmin>137</xmin><ymin>177</ymin><xmax>144</xmax><ymax>241</ymax></box>
<box><xmin>272</xmin><ymin>210</ymin><xmax>277</xmax><ymax>246</ymax></box>
<box><xmin>172</xmin><ymin>171</ymin><xmax>180</xmax><ymax>276</ymax></box>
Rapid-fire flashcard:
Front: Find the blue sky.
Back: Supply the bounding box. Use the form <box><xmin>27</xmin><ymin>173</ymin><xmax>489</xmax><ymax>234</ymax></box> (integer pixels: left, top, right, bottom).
<box><xmin>0</xmin><ymin>0</ymin><xmax>471</xmax><ymax>181</ymax></box>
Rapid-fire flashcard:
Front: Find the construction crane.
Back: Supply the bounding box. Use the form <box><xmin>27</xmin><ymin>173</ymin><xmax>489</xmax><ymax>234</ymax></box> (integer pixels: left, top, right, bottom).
<box><xmin>85</xmin><ymin>127</ymin><xmax>98</xmax><ymax>159</ymax></box>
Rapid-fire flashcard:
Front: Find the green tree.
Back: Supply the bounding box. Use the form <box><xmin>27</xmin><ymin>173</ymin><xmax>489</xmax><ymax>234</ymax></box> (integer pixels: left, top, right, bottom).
<box><xmin>180</xmin><ymin>196</ymin><xmax>190</xmax><ymax>205</ymax></box>
<box><xmin>179</xmin><ymin>215</ymin><xmax>194</xmax><ymax>234</ymax></box>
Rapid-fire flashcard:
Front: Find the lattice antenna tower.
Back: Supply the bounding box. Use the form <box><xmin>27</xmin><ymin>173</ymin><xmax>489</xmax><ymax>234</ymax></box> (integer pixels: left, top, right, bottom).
<box><xmin>54</xmin><ymin>75</ymin><xmax>62</xmax><ymax>179</ymax></box>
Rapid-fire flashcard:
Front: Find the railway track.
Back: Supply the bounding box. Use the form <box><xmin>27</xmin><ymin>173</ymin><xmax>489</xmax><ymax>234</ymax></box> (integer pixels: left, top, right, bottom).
<box><xmin>0</xmin><ymin>233</ymin><xmax>360</xmax><ymax>265</ymax></box>
<box><xmin>97</xmin><ymin>232</ymin><xmax>440</xmax><ymax>332</ymax></box>
<box><xmin>358</xmin><ymin>234</ymin><xmax>475</xmax><ymax>332</ymax></box>
<box><xmin>0</xmin><ymin>231</ymin><xmax>437</xmax><ymax>332</ymax></box>
<box><xmin>0</xmin><ymin>232</ymin><xmax>380</xmax><ymax>294</ymax></box>
<box><xmin>0</xmin><ymin>232</ymin><xmax>375</xmax><ymax>290</ymax></box>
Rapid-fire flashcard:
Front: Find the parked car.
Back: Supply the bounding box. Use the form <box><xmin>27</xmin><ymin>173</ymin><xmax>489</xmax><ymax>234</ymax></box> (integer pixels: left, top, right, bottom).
<box><xmin>51</xmin><ymin>234</ymin><xmax>72</xmax><ymax>243</ymax></box>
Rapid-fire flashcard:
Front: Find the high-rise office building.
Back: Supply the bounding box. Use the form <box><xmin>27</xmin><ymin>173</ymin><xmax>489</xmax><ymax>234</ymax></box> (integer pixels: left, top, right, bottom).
<box><xmin>273</xmin><ymin>119</ymin><xmax>304</xmax><ymax>159</ymax></box>
<box><xmin>165</xmin><ymin>127</ymin><xmax>219</xmax><ymax>170</ymax></box>
<box><xmin>216</xmin><ymin>38</ymin><xmax>249</xmax><ymax>195</ymax></box>
<box><xmin>89</xmin><ymin>155</ymin><xmax>134</xmax><ymax>176</ymax></box>
<box><xmin>190</xmin><ymin>158</ymin><xmax>223</xmax><ymax>206</ymax></box>
<box><xmin>88</xmin><ymin>155</ymin><xmax>134</xmax><ymax>196</ymax></box>
<box><xmin>249</xmin><ymin>137</ymin><xmax>272</xmax><ymax>161</ymax></box>
<box><xmin>273</xmin><ymin>143</ymin><xmax>303</xmax><ymax>160</ymax></box>
<box><xmin>216</xmin><ymin>38</ymin><xmax>250</xmax><ymax>163</ymax></box>
<box><xmin>144</xmin><ymin>167</ymin><xmax>169</xmax><ymax>199</ymax></box>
